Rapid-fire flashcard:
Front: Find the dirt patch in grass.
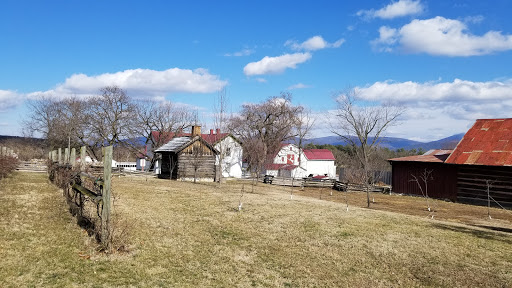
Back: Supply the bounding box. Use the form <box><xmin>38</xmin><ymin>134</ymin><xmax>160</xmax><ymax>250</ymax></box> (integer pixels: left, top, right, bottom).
<box><xmin>1</xmin><ymin>173</ymin><xmax>512</xmax><ymax>287</ymax></box>
<box><xmin>291</xmin><ymin>185</ymin><xmax>512</xmax><ymax>232</ymax></box>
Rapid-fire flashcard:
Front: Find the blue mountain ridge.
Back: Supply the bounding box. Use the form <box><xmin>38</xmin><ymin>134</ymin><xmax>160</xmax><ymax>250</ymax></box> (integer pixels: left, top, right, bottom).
<box><xmin>305</xmin><ymin>133</ymin><xmax>465</xmax><ymax>151</ymax></box>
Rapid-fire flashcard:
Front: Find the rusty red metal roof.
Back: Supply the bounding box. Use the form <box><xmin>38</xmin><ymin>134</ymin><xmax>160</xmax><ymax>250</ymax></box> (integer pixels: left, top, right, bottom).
<box><xmin>445</xmin><ymin>118</ymin><xmax>512</xmax><ymax>166</ymax></box>
<box><xmin>303</xmin><ymin>149</ymin><xmax>336</xmax><ymax>160</ymax></box>
<box><xmin>388</xmin><ymin>149</ymin><xmax>453</xmax><ymax>163</ymax></box>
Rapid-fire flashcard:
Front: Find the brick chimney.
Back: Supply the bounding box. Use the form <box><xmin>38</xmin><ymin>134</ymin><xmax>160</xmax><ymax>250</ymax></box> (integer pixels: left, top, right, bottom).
<box><xmin>191</xmin><ymin>125</ymin><xmax>201</xmax><ymax>137</ymax></box>
<box><xmin>216</xmin><ymin>128</ymin><xmax>220</xmax><ymax>135</ymax></box>
<box><xmin>210</xmin><ymin>129</ymin><xmax>214</xmax><ymax>135</ymax></box>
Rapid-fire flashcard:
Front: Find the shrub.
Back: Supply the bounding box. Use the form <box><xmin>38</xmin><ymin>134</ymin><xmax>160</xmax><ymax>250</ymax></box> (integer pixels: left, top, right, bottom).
<box><xmin>0</xmin><ymin>155</ymin><xmax>19</xmax><ymax>179</ymax></box>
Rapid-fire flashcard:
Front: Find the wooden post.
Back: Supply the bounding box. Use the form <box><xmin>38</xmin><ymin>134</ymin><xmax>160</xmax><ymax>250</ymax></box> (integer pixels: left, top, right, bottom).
<box><xmin>101</xmin><ymin>145</ymin><xmax>113</xmax><ymax>251</ymax></box>
<box><xmin>70</xmin><ymin>148</ymin><xmax>76</xmax><ymax>166</ymax></box>
<box><xmin>58</xmin><ymin>148</ymin><xmax>62</xmax><ymax>164</ymax></box>
<box><xmin>52</xmin><ymin>150</ymin><xmax>57</xmax><ymax>162</ymax></box>
<box><xmin>80</xmin><ymin>146</ymin><xmax>86</xmax><ymax>171</ymax></box>
<box><xmin>48</xmin><ymin>151</ymin><xmax>51</xmax><ymax>160</ymax></box>
<box><xmin>64</xmin><ymin>148</ymin><xmax>69</xmax><ymax>164</ymax></box>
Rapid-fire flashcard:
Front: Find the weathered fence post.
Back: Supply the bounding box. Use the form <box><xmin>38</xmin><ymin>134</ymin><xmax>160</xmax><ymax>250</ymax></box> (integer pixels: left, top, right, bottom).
<box><xmin>58</xmin><ymin>148</ymin><xmax>62</xmax><ymax>164</ymax></box>
<box><xmin>101</xmin><ymin>145</ymin><xmax>113</xmax><ymax>251</ymax></box>
<box><xmin>80</xmin><ymin>146</ymin><xmax>86</xmax><ymax>171</ymax></box>
<box><xmin>64</xmin><ymin>147</ymin><xmax>70</xmax><ymax>164</ymax></box>
<box><xmin>70</xmin><ymin>148</ymin><xmax>76</xmax><ymax>166</ymax></box>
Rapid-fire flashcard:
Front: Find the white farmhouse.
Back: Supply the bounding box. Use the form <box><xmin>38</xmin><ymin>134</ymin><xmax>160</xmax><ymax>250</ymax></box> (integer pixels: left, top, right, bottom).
<box><xmin>264</xmin><ymin>143</ymin><xmax>336</xmax><ymax>179</ymax></box>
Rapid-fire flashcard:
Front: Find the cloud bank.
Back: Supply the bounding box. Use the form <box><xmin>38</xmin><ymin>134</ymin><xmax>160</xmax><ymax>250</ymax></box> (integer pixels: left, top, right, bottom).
<box><xmin>349</xmin><ymin>78</ymin><xmax>512</xmax><ymax>140</ymax></box>
<box><xmin>372</xmin><ymin>16</ymin><xmax>512</xmax><ymax>56</ymax></box>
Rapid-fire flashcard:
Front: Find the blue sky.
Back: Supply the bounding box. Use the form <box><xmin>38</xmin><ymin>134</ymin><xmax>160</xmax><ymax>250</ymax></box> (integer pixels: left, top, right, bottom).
<box><xmin>1</xmin><ymin>0</ymin><xmax>512</xmax><ymax>141</ymax></box>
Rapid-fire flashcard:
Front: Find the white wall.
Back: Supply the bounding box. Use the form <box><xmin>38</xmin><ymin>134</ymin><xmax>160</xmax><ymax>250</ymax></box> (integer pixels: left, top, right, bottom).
<box><xmin>215</xmin><ymin>136</ymin><xmax>243</xmax><ymax>178</ymax></box>
<box><xmin>305</xmin><ymin>160</ymin><xmax>336</xmax><ymax>178</ymax></box>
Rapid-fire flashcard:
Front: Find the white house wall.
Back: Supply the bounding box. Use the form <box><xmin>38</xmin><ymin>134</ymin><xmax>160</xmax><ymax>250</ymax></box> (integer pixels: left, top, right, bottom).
<box><xmin>305</xmin><ymin>160</ymin><xmax>336</xmax><ymax>178</ymax></box>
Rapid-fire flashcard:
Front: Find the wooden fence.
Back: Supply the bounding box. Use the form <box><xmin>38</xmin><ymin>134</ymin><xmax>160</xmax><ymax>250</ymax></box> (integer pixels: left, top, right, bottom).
<box><xmin>1</xmin><ymin>146</ymin><xmax>14</xmax><ymax>156</ymax></box>
<box><xmin>48</xmin><ymin>146</ymin><xmax>113</xmax><ymax>250</ymax></box>
<box><xmin>262</xmin><ymin>176</ymin><xmax>336</xmax><ymax>188</ymax></box>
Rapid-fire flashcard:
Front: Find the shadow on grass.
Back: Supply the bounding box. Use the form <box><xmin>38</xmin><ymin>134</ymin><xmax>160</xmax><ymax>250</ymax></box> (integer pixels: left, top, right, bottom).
<box><xmin>432</xmin><ymin>223</ymin><xmax>512</xmax><ymax>244</ymax></box>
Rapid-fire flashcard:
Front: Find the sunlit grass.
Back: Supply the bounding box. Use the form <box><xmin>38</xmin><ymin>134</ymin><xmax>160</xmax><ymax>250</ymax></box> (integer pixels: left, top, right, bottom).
<box><xmin>1</xmin><ymin>172</ymin><xmax>511</xmax><ymax>287</ymax></box>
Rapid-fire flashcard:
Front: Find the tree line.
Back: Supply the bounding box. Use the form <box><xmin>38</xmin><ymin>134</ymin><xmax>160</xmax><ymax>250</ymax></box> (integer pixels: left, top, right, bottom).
<box><xmin>24</xmin><ymin>85</ymin><xmax>404</xmax><ymax>205</ymax></box>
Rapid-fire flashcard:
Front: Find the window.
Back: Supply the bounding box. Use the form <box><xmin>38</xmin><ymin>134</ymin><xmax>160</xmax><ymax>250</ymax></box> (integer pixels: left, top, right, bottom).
<box><xmin>225</xmin><ymin>147</ymin><xmax>231</xmax><ymax>156</ymax></box>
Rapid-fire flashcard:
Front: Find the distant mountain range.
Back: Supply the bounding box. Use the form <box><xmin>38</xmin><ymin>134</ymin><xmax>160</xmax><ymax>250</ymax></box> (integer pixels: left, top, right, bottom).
<box><xmin>306</xmin><ymin>133</ymin><xmax>465</xmax><ymax>151</ymax></box>
<box><xmin>1</xmin><ymin>133</ymin><xmax>466</xmax><ymax>152</ymax></box>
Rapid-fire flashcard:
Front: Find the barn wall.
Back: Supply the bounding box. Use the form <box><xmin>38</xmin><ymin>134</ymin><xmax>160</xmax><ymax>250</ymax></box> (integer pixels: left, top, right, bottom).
<box><xmin>391</xmin><ymin>162</ymin><xmax>458</xmax><ymax>201</ymax></box>
<box><xmin>456</xmin><ymin>165</ymin><xmax>512</xmax><ymax>208</ymax></box>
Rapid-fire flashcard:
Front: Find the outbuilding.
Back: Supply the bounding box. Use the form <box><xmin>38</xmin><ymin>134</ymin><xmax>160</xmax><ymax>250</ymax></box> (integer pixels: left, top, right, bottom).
<box><xmin>155</xmin><ymin>126</ymin><xmax>219</xmax><ymax>182</ymax></box>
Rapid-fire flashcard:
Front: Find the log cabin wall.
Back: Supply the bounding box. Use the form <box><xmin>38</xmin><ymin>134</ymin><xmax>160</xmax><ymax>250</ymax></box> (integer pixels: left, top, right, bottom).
<box><xmin>456</xmin><ymin>165</ymin><xmax>512</xmax><ymax>208</ymax></box>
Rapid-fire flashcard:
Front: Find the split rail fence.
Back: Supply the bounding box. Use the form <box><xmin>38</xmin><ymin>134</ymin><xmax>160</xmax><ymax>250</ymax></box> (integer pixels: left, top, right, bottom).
<box><xmin>48</xmin><ymin>146</ymin><xmax>113</xmax><ymax>250</ymax></box>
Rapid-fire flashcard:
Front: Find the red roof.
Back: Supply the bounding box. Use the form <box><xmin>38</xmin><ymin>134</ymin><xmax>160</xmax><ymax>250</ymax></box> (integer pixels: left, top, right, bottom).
<box><xmin>445</xmin><ymin>119</ymin><xmax>512</xmax><ymax>166</ymax></box>
<box><xmin>152</xmin><ymin>130</ymin><xmax>230</xmax><ymax>145</ymax></box>
<box><xmin>303</xmin><ymin>149</ymin><xmax>335</xmax><ymax>160</ymax></box>
<box><xmin>388</xmin><ymin>150</ymin><xmax>453</xmax><ymax>163</ymax></box>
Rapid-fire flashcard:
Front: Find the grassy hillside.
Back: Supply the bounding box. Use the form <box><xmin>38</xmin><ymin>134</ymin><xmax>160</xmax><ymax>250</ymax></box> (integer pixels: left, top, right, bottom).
<box><xmin>1</xmin><ymin>172</ymin><xmax>511</xmax><ymax>287</ymax></box>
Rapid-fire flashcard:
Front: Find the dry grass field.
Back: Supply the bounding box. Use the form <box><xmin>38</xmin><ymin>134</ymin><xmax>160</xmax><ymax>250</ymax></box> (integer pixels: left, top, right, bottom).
<box><xmin>1</xmin><ymin>172</ymin><xmax>512</xmax><ymax>287</ymax></box>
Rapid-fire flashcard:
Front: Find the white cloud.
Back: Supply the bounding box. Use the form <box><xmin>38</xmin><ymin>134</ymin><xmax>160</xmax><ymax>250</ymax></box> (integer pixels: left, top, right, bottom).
<box><xmin>287</xmin><ymin>83</ymin><xmax>311</xmax><ymax>90</ymax></box>
<box><xmin>255</xmin><ymin>78</ymin><xmax>267</xmax><ymax>83</ymax></box>
<box><xmin>371</xmin><ymin>26</ymin><xmax>399</xmax><ymax>51</ymax></box>
<box><xmin>373</xmin><ymin>16</ymin><xmax>512</xmax><ymax>56</ymax></box>
<box><xmin>27</xmin><ymin>68</ymin><xmax>227</xmax><ymax>100</ymax></box>
<box><xmin>355</xmin><ymin>78</ymin><xmax>512</xmax><ymax>102</ymax></box>
<box><xmin>243</xmin><ymin>53</ymin><xmax>312</xmax><ymax>76</ymax></box>
<box><xmin>358</xmin><ymin>0</ymin><xmax>424</xmax><ymax>20</ymax></box>
<box><xmin>0</xmin><ymin>90</ymin><xmax>24</xmax><ymax>111</ymax></box>
<box><xmin>224</xmin><ymin>48</ymin><xmax>254</xmax><ymax>57</ymax></box>
<box><xmin>346</xmin><ymin>78</ymin><xmax>512</xmax><ymax>140</ymax></box>
<box><xmin>285</xmin><ymin>35</ymin><xmax>345</xmax><ymax>51</ymax></box>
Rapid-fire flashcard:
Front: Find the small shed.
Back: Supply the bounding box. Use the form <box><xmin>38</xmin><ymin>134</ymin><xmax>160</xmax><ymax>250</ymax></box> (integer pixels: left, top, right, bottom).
<box><xmin>155</xmin><ymin>126</ymin><xmax>219</xmax><ymax>181</ymax></box>
<box><xmin>389</xmin><ymin>150</ymin><xmax>457</xmax><ymax>201</ymax></box>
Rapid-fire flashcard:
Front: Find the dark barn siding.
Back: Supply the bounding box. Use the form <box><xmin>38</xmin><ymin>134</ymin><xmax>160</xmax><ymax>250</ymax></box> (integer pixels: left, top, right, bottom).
<box><xmin>456</xmin><ymin>165</ymin><xmax>512</xmax><ymax>208</ymax></box>
<box><xmin>391</xmin><ymin>162</ymin><xmax>458</xmax><ymax>201</ymax></box>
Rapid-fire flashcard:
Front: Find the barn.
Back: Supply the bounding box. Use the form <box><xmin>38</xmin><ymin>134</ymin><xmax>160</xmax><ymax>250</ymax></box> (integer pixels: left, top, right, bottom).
<box><xmin>389</xmin><ymin>118</ymin><xmax>512</xmax><ymax>208</ymax></box>
<box><xmin>155</xmin><ymin>126</ymin><xmax>219</xmax><ymax>181</ymax></box>
<box><xmin>444</xmin><ymin>118</ymin><xmax>512</xmax><ymax>208</ymax></box>
<box><xmin>388</xmin><ymin>150</ymin><xmax>457</xmax><ymax>201</ymax></box>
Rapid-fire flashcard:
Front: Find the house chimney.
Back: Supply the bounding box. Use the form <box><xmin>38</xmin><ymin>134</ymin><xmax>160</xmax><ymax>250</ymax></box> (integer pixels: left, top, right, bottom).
<box><xmin>216</xmin><ymin>128</ymin><xmax>220</xmax><ymax>135</ymax></box>
<box><xmin>210</xmin><ymin>129</ymin><xmax>214</xmax><ymax>135</ymax></box>
<box><xmin>192</xmin><ymin>125</ymin><xmax>201</xmax><ymax>137</ymax></box>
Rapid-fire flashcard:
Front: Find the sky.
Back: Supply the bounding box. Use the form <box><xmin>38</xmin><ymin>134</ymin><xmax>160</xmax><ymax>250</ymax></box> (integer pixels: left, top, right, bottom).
<box><xmin>1</xmin><ymin>0</ymin><xmax>512</xmax><ymax>142</ymax></box>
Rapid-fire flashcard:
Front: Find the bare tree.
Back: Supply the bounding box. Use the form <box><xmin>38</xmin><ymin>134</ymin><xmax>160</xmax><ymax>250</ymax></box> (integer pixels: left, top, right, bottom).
<box><xmin>291</xmin><ymin>107</ymin><xmax>315</xmax><ymax>198</ymax></box>
<box><xmin>213</xmin><ymin>87</ymin><xmax>228</xmax><ymax>183</ymax></box>
<box><xmin>331</xmin><ymin>88</ymin><xmax>403</xmax><ymax>207</ymax></box>
<box><xmin>132</xmin><ymin>100</ymin><xmax>194</xmax><ymax>168</ymax></box>
<box><xmin>23</xmin><ymin>96</ymin><xmax>69</xmax><ymax>149</ymax></box>
<box><xmin>228</xmin><ymin>92</ymin><xmax>303</xmax><ymax>181</ymax></box>
<box><xmin>86</xmin><ymin>86</ymin><xmax>134</xmax><ymax>148</ymax></box>
<box><xmin>410</xmin><ymin>168</ymin><xmax>434</xmax><ymax>212</ymax></box>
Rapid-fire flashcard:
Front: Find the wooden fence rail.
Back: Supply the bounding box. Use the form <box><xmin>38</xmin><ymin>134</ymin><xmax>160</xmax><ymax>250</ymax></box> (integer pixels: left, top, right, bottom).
<box><xmin>48</xmin><ymin>145</ymin><xmax>113</xmax><ymax>250</ymax></box>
